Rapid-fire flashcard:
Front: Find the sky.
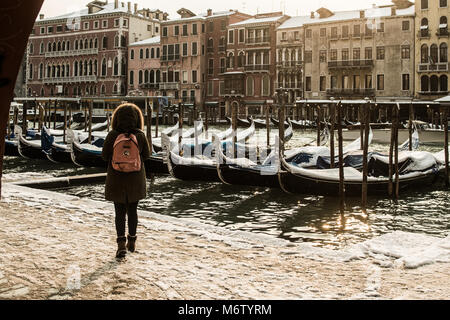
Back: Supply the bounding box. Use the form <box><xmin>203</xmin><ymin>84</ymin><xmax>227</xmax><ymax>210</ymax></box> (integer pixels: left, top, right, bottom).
<box><xmin>39</xmin><ymin>0</ymin><xmax>402</xmax><ymax>20</ymax></box>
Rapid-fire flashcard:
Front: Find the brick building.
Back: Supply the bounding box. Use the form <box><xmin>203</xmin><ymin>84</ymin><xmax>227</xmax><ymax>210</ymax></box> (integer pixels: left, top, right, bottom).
<box><xmin>223</xmin><ymin>13</ymin><xmax>290</xmax><ymax>117</ymax></box>
<box><xmin>26</xmin><ymin>0</ymin><xmax>167</xmax><ymax>98</ymax></box>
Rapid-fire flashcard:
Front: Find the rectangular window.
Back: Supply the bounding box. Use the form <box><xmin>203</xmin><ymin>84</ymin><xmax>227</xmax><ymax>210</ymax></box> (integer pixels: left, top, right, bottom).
<box><xmin>331</xmin><ymin>27</ymin><xmax>338</xmax><ymax>38</ymax></box>
<box><xmin>421</xmin><ymin>0</ymin><xmax>428</xmax><ymax>9</ymax></box>
<box><xmin>319</xmin><ymin>76</ymin><xmax>326</xmax><ymax>92</ymax></box>
<box><xmin>123</xmin><ymin>19</ymin><xmax>128</xmax><ymax>27</ymax></box>
<box><xmin>306</xmin><ymin>29</ymin><xmax>312</xmax><ymax>38</ymax></box>
<box><xmin>208</xmin><ymin>80</ymin><xmax>213</xmax><ymax>96</ymax></box>
<box><xmin>305</xmin><ymin>51</ymin><xmax>312</xmax><ymax>63</ymax></box>
<box><xmin>239</xmin><ymin>29</ymin><xmax>245</xmax><ymax>43</ymax></box>
<box><xmin>401</xmin><ymin>45</ymin><xmax>410</xmax><ymax>59</ymax></box>
<box><xmin>342</xmin><ymin>75</ymin><xmax>349</xmax><ymax>89</ymax></box>
<box><xmin>353</xmin><ymin>25</ymin><xmax>360</xmax><ymax>37</ymax></box>
<box><xmin>365</xmin><ymin>75</ymin><xmax>372</xmax><ymax>89</ymax></box>
<box><xmin>342</xmin><ymin>49</ymin><xmax>349</xmax><ymax>61</ymax></box>
<box><xmin>47</xmin><ymin>26</ymin><xmax>53</xmax><ymax>34</ymax></box>
<box><xmin>305</xmin><ymin>76</ymin><xmax>311</xmax><ymax>91</ymax></box>
<box><xmin>192</xmin><ymin>70</ymin><xmax>197</xmax><ymax>83</ymax></box>
<box><xmin>208</xmin><ymin>59</ymin><xmax>214</xmax><ymax>75</ymax></box>
<box><xmin>147</xmin><ymin>25</ymin><xmax>152</xmax><ymax>32</ymax></box>
<box><xmin>377</xmin><ymin>22</ymin><xmax>384</xmax><ymax>33</ymax></box>
<box><xmin>365</xmin><ymin>47</ymin><xmax>372</xmax><ymax>60</ymax></box>
<box><xmin>294</xmin><ymin>31</ymin><xmax>300</xmax><ymax>40</ymax></box>
<box><xmin>331</xmin><ymin>76</ymin><xmax>337</xmax><ymax>89</ymax></box>
<box><xmin>94</xmin><ymin>21</ymin><xmax>99</xmax><ymax>29</ymax></box>
<box><xmin>319</xmin><ymin>50</ymin><xmax>327</xmax><ymax>63</ymax></box>
<box><xmin>102</xmin><ymin>20</ymin><xmax>108</xmax><ymax>28</ymax></box>
<box><xmin>330</xmin><ymin>50</ymin><xmax>337</xmax><ymax>61</ymax></box>
<box><xmin>114</xmin><ymin>19</ymin><xmax>120</xmax><ymax>27</ymax></box>
<box><xmin>192</xmin><ymin>42</ymin><xmax>198</xmax><ymax>56</ymax></box>
<box><xmin>192</xmin><ymin>23</ymin><xmax>198</xmax><ymax>35</ymax></box>
<box><xmin>174</xmin><ymin>25</ymin><xmax>179</xmax><ymax>36</ymax></box>
<box><xmin>162</xmin><ymin>27</ymin><xmax>168</xmax><ymax>37</ymax></box>
<box><xmin>342</xmin><ymin>25</ymin><xmax>349</xmax><ymax>38</ymax></box>
<box><xmin>376</xmin><ymin>46</ymin><xmax>385</xmax><ymax>60</ymax></box>
<box><xmin>353</xmin><ymin>48</ymin><xmax>361</xmax><ymax>60</ymax></box>
<box><xmin>402</xmin><ymin>74</ymin><xmax>410</xmax><ymax>91</ymax></box>
<box><xmin>377</xmin><ymin>74</ymin><xmax>384</xmax><ymax>90</ymax></box>
<box><xmin>56</xmin><ymin>25</ymin><xmax>63</xmax><ymax>32</ymax></box>
<box><xmin>228</xmin><ymin>30</ymin><xmax>234</xmax><ymax>44</ymax></box>
<box><xmin>208</xmin><ymin>21</ymin><xmax>214</xmax><ymax>32</ymax></box>
<box><xmin>320</xmin><ymin>28</ymin><xmax>326</xmax><ymax>37</ymax></box>
<box><xmin>182</xmin><ymin>43</ymin><xmax>188</xmax><ymax>56</ymax></box>
<box><xmin>439</xmin><ymin>0</ymin><xmax>447</xmax><ymax>7</ymax></box>
<box><xmin>219</xmin><ymin>81</ymin><xmax>225</xmax><ymax>95</ymax></box>
<box><xmin>353</xmin><ymin>75</ymin><xmax>361</xmax><ymax>89</ymax></box>
<box><xmin>182</xmin><ymin>24</ymin><xmax>188</xmax><ymax>36</ymax></box>
<box><xmin>84</xmin><ymin>22</ymin><xmax>89</xmax><ymax>30</ymax></box>
<box><xmin>402</xmin><ymin>20</ymin><xmax>410</xmax><ymax>31</ymax></box>
<box><xmin>282</xmin><ymin>32</ymin><xmax>287</xmax><ymax>40</ymax></box>
<box><xmin>202</xmin><ymin>23</ymin><xmax>205</xmax><ymax>33</ymax></box>
<box><xmin>40</xmin><ymin>27</ymin><xmax>45</xmax><ymax>34</ymax></box>
<box><xmin>182</xmin><ymin>71</ymin><xmax>188</xmax><ymax>84</ymax></box>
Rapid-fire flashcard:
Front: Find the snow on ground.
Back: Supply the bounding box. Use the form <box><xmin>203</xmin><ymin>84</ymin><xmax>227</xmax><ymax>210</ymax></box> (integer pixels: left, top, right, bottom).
<box><xmin>0</xmin><ymin>183</ymin><xmax>449</xmax><ymax>299</ymax></box>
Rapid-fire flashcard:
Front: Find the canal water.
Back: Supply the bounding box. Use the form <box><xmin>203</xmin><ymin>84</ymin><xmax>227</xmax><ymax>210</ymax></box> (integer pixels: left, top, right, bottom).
<box><xmin>3</xmin><ymin>125</ymin><xmax>449</xmax><ymax>249</ymax></box>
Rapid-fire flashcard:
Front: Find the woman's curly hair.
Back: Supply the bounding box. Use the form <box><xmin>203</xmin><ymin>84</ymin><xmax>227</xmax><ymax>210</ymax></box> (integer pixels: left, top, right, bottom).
<box><xmin>111</xmin><ymin>103</ymin><xmax>144</xmax><ymax>133</ymax></box>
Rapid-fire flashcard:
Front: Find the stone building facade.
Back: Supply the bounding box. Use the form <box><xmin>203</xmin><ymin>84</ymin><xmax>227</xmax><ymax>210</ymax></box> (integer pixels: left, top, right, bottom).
<box><xmin>415</xmin><ymin>0</ymin><xmax>449</xmax><ymax>99</ymax></box>
<box><xmin>26</xmin><ymin>0</ymin><xmax>166</xmax><ymax>98</ymax></box>
<box><xmin>276</xmin><ymin>1</ymin><xmax>417</xmax><ymax>103</ymax></box>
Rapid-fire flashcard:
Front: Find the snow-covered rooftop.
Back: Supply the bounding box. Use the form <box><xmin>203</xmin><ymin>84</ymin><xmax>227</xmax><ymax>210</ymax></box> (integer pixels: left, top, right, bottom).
<box><xmin>164</xmin><ymin>10</ymin><xmax>238</xmax><ymax>23</ymax></box>
<box><xmin>278</xmin><ymin>5</ymin><xmax>415</xmax><ymax>30</ymax></box>
<box><xmin>129</xmin><ymin>36</ymin><xmax>160</xmax><ymax>47</ymax></box>
<box><xmin>229</xmin><ymin>15</ymin><xmax>285</xmax><ymax>27</ymax></box>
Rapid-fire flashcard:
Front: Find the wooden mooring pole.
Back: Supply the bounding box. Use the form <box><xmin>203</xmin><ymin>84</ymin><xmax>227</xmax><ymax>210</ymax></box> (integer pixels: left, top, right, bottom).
<box><xmin>316</xmin><ymin>105</ymin><xmax>321</xmax><ymax>146</ymax></box>
<box><xmin>444</xmin><ymin>106</ymin><xmax>449</xmax><ymax>187</ymax></box>
<box><xmin>279</xmin><ymin>99</ymin><xmax>286</xmax><ymax>159</ymax></box>
<box><xmin>329</xmin><ymin>102</ymin><xmax>335</xmax><ymax>169</ymax></box>
<box><xmin>155</xmin><ymin>100</ymin><xmax>159</xmax><ymax>138</ymax></box>
<box><xmin>22</xmin><ymin>101</ymin><xmax>28</xmax><ymax>135</ymax></box>
<box><xmin>337</xmin><ymin>101</ymin><xmax>345</xmax><ymax>214</ymax></box>
<box><xmin>266</xmin><ymin>103</ymin><xmax>270</xmax><ymax>149</ymax></box>
<box><xmin>88</xmin><ymin>100</ymin><xmax>93</xmax><ymax>144</ymax></box>
<box><xmin>63</xmin><ymin>103</ymin><xmax>67</xmax><ymax>143</ymax></box>
<box><xmin>394</xmin><ymin>103</ymin><xmax>400</xmax><ymax>199</ymax></box>
<box><xmin>232</xmin><ymin>101</ymin><xmax>238</xmax><ymax>159</ymax></box>
<box><xmin>53</xmin><ymin>100</ymin><xmax>57</xmax><ymax>130</ymax></box>
<box><xmin>362</xmin><ymin>99</ymin><xmax>371</xmax><ymax>212</ymax></box>
<box><xmin>146</xmin><ymin>98</ymin><xmax>152</xmax><ymax>150</ymax></box>
<box><xmin>409</xmin><ymin>102</ymin><xmax>414</xmax><ymax>151</ymax></box>
<box><xmin>388</xmin><ymin>104</ymin><xmax>395</xmax><ymax>197</ymax></box>
<box><xmin>178</xmin><ymin>103</ymin><xmax>184</xmax><ymax>156</ymax></box>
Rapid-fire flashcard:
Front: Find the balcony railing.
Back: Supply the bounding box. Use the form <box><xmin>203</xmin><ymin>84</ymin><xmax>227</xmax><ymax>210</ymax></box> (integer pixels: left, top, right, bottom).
<box><xmin>328</xmin><ymin>59</ymin><xmax>374</xmax><ymax>69</ymax></box>
<box><xmin>246</xmin><ymin>36</ymin><xmax>271</xmax><ymax>44</ymax></box>
<box><xmin>418</xmin><ymin>30</ymin><xmax>431</xmax><ymax>38</ymax></box>
<box><xmin>160</xmin><ymin>54</ymin><xmax>180</xmax><ymax>61</ymax></box>
<box><xmin>44</xmin><ymin>48</ymin><xmax>99</xmax><ymax>58</ymax></box>
<box><xmin>276</xmin><ymin>60</ymin><xmax>303</xmax><ymax>68</ymax></box>
<box><xmin>418</xmin><ymin>62</ymin><xmax>449</xmax><ymax>73</ymax></box>
<box><xmin>139</xmin><ymin>83</ymin><xmax>160</xmax><ymax>89</ymax></box>
<box><xmin>326</xmin><ymin>88</ymin><xmax>375</xmax><ymax>97</ymax></box>
<box><xmin>159</xmin><ymin>82</ymin><xmax>180</xmax><ymax>90</ymax></box>
<box><xmin>181</xmin><ymin>96</ymin><xmax>196</xmax><ymax>104</ymax></box>
<box><xmin>274</xmin><ymin>82</ymin><xmax>302</xmax><ymax>90</ymax></box>
<box><xmin>218</xmin><ymin>45</ymin><xmax>226</xmax><ymax>52</ymax></box>
<box><xmin>244</xmin><ymin>64</ymin><xmax>270</xmax><ymax>71</ymax></box>
<box><xmin>437</xmin><ymin>29</ymin><xmax>449</xmax><ymax>37</ymax></box>
<box><xmin>207</xmin><ymin>47</ymin><xmax>214</xmax><ymax>53</ymax></box>
<box><xmin>223</xmin><ymin>88</ymin><xmax>244</xmax><ymax>95</ymax></box>
<box><xmin>43</xmin><ymin>75</ymin><xmax>97</xmax><ymax>84</ymax></box>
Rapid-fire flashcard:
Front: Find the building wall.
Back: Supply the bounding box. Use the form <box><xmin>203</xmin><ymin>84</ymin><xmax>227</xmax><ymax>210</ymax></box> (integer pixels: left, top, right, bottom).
<box><xmin>414</xmin><ymin>0</ymin><xmax>449</xmax><ymax>100</ymax></box>
<box><xmin>127</xmin><ymin>42</ymin><xmax>161</xmax><ymax>96</ymax></box>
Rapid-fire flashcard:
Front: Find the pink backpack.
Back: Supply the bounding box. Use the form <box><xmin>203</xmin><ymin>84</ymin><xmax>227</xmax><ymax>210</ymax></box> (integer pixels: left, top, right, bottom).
<box><xmin>112</xmin><ymin>133</ymin><xmax>141</xmax><ymax>173</ymax></box>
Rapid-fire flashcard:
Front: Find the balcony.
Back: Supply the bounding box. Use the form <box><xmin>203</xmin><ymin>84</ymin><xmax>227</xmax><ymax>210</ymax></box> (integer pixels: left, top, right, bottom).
<box><xmin>244</xmin><ymin>64</ymin><xmax>270</xmax><ymax>72</ymax></box>
<box><xmin>246</xmin><ymin>37</ymin><xmax>271</xmax><ymax>44</ymax></box>
<box><xmin>139</xmin><ymin>83</ymin><xmax>159</xmax><ymax>90</ymax></box>
<box><xmin>351</xmin><ymin>33</ymin><xmax>361</xmax><ymax>39</ymax></box>
<box><xmin>223</xmin><ymin>88</ymin><xmax>244</xmax><ymax>95</ymax></box>
<box><xmin>437</xmin><ymin>28</ymin><xmax>449</xmax><ymax>37</ymax></box>
<box><xmin>43</xmin><ymin>75</ymin><xmax>97</xmax><ymax>84</ymax></box>
<box><xmin>181</xmin><ymin>96</ymin><xmax>196</xmax><ymax>104</ymax></box>
<box><xmin>326</xmin><ymin>88</ymin><xmax>375</xmax><ymax>97</ymax></box>
<box><xmin>160</xmin><ymin>54</ymin><xmax>180</xmax><ymax>62</ymax></box>
<box><xmin>329</xmin><ymin>34</ymin><xmax>340</xmax><ymax>40</ymax></box>
<box><xmin>417</xmin><ymin>29</ymin><xmax>431</xmax><ymax>38</ymax></box>
<box><xmin>44</xmin><ymin>48</ymin><xmax>99</xmax><ymax>58</ymax></box>
<box><xmin>218</xmin><ymin>45</ymin><xmax>226</xmax><ymax>52</ymax></box>
<box><xmin>159</xmin><ymin>82</ymin><xmax>180</xmax><ymax>90</ymax></box>
<box><xmin>418</xmin><ymin>63</ymin><xmax>449</xmax><ymax>73</ymax></box>
<box><xmin>328</xmin><ymin>59</ymin><xmax>374</xmax><ymax>69</ymax></box>
<box><xmin>274</xmin><ymin>82</ymin><xmax>302</xmax><ymax>90</ymax></box>
<box><xmin>207</xmin><ymin>47</ymin><xmax>214</xmax><ymax>53</ymax></box>
<box><xmin>276</xmin><ymin>60</ymin><xmax>303</xmax><ymax>69</ymax></box>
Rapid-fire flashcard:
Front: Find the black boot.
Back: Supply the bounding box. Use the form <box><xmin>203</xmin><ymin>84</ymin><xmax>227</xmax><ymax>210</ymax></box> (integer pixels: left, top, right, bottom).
<box><xmin>127</xmin><ymin>235</ymin><xmax>137</xmax><ymax>253</ymax></box>
<box><xmin>116</xmin><ymin>236</ymin><xmax>127</xmax><ymax>258</ymax></box>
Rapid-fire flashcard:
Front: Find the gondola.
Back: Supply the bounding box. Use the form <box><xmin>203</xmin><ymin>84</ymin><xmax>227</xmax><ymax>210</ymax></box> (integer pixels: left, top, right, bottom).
<box><xmin>4</xmin><ymin>135</ymin><xmax>19</xmax><ymax>157</ymax></box>
<box><xmin>15</xmin><ymin>126</ymin><xmax>47</xmax><ymax>160</ymax></box>
<box><xmin>67</xmin><ymin>130</ymin><xmax>107</xmax><ymax>168</ymax></box>
<box><xmin>278</xmin><ymin>151</ymin><xmax>443</xmax><ymax>196</ymax></box>
<box><xmin>152</xmin><ymin>121</ymin><xmax>204</xmax><ymax>153</ymax></box>
<box><xmin>41</xmin><ymin>127</ymin><xmax>72</xmax><ymax>163</ymax></box>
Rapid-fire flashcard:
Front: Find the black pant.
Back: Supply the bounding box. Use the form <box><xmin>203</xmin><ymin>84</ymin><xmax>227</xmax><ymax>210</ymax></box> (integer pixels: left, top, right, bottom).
<box><xmin>114</xmin><ymin>202</ymin><xmax>138</xmax><ymax>238</ymax></box>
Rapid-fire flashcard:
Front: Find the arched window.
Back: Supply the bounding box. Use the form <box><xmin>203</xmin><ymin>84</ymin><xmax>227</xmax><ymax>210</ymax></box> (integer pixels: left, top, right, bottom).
<box><xmin>139</xmin><ymin>70</ymin><xmax>143</xmax><ymax>84</ymax></box>
<box><xmin>430</xmin><ymin>44</ymin><xmax>438</xmax><ymax>63</ymax></box>
<box><xmin>48</xmin><ymin>42</ymin><xmax>52</xmax><ymax>52</ymax></box>
<box><xmin>52</xmin><ymin>42</ymin><xmax>56</xmax><ymax>51</ymax></box>
<box><xmin>66</xmin><ymin>64</ymin><xmax>70</xmax><ymax>77</ymax></box>
<box><xmin>246</xmin><ymin>77</ymin><xmax>254</xmax><ymax>96</ymax></box>
<box><xmin>121</xmin><ymin>58</ymin><xmax>126</xmax><ymax>76</ymax></box>
<box><xmin>84</xmin><ymin>39</ymin><xmax>89</xmax><ymax>49</ymax></box>
<box><xmin>79</xmin><ymin>40</ymin><xmax>83</xmax><ymax>50</ymax></box>
<box><xmin>120</xmin><ymin>84</ymin><xmax>125</xmax><ymax>95</ymax></box>
<box><xmin>440</xmin><ymin>17</ymin><xmax>448</xmax><ymax>35</ymax></box>
<box><xmin>440</xmin><ymin>43</ymin><xmax>448</xmax><ymax>63</ymax></box>
<box><xmin>227</xmin><ymin>52</ymin><xmax>234</xmax><ymax>69</ymax></box>
<box><xmin>61</xmin><ymin>64</ymin><xmax>65</xmax><ymax>77</ymax></box>
<box><xmin>113</xmin><ymin>57</ymin><xmax>119</xmax><ymax>76</ymax></box>
<box><xmin>90</xmin><ymin>39</ymin><xmax>93</xmax><ymax>49</ymax></box>
<box><xmin>62</xmin><ymin>42</ymin><xmax>66</xmax><ymax>51</ymax></box>
<box><xmin>139</xmin><ymin>48</ymin><xmax>143</xmax><ymax>59</ymax></box>
<box><xmin>151</xmin><ymin>48</ymin><xmax>155</xmax><ymax>59</ymax></box>
<box><xmin>150</xmin><ymin>70</ymin><xmax>155</xmax><ymax>83</ymax></box>
<box><xmin>57</xmin><ymin>41</ymin><xmax>61</xmax><ymax>51</ymax></box>
<box><xmin>40</xmin><ymin>88</ymin><xmax>44</xmax><ymax>96</ymax></box>
<box><xmin>102</xmin><ymin>58</ymin><xmax>107</xmax><ymax>76</ymax></box>
<box><xmin>238</xmin><ymin>52</ymin><xmax>245</xmax><ymax>67</ymax></box>
<box><xmin>66</xmin><ymin>41</ymin><xmax>70</xmax><ymax>51</ymax></box>
<box><xmin>113</xmin><ymin>84</ymin><xmax>118</xmax><ymax>94</ymax></box>
<box><xmin>262</xmin><ymin>75</ymin><xmax>270</xmax><ymax>96</ymax></box>
<box><xmin>74</xmin><ymin>40</ymin><xmax>78</xmax><ymax>50</ymax></box>
<box><xmin>94</xmin><ymin>38</ymin><xmax>98</xmax><ymax>49</ymax></box>
<box><xmin>89</xmin><ymin>60</ymin><xmax>93</xmax><ymax>75</ymax></box>
<box><xmin>29</xmin><ymin>43</ymin><xmax>34</xmax><ymax>54</ymax></box>
<box><xmin>421</xmin><ymin>44</ymin><xmax>428</xmax><ymax>63</ymax></box>
<box><xmin>263</xmin><ymin>52</ymin><xmax>269</xmax><ymax>65</ymax></box>
<box><xmin>430</xmin><ymin>75</ymin><xmax>439</xmax><ymax>92</ymax></box>
<box><xmin>103</xmin><ymin>36</ymin><xmax>108</xmax><ymax>49</ymax></box>
<box><xmin>39</xmin><ymin>63</ymin><xmax>43</xmax><ymax>79</ymax></box>
<box><xmin>93</xmin><ymin>60</ymin><xmax>97</xmax><ymax>75</ymax></box>
<box><xmin>146</xmin><ymin>48</ymin><xmax>149</xmax><ymax>59</ymax></box>
<box><xmin>121</xmin><ymin>36</ymin><xmax>126</xmax><ymax>47</ymax></box>
<box><xmin>156</xmin><ymin>48</ymin><xmax>160</xmax><ymax>58</ymax></box>
<box><xmin>28</xmin><ymin>64</ymin><xmax>33</xmax><ymax>80</ymax></box>
<box><xmin>101</xmin><ymin>85</ymin><xmax>106</xmax><ymax>95</ymax></box>
<box><xmin>129</xmin><ymin>70</ymin><xmax>134</xmax><ymax>85</ymax></box>
<box><xmin>144</xmin><ymin>70</ymin><xmax>149</xmax><ymax>83</ymax></box>
<box><xmin>74</xmin><ymin>61</ymin><xmax>78</xmax><ymax>76</ymax></box>
<box><xmin>440</xmin><ymin>75</ymin><xmax>448</xmax><ymax>92</ymax></box>
<box><xmin>114</xmin><ymin>35</ymin><xmax>119</xmax><ymax>48</ymax></box>
<box><xmin>156</xmin><ymin>70</ymin><xmax>160</xmax><ymax>83</ymax></box>
<box><xmin>130</xmin><ymin>49</ymin><xmax>134</xmax><ymax>60</ymax></box>
<box><xmin>28</xmin><ymin>88</ymin><xmax>32</xmax><ymax>97</ymax></box>
<box><xmin>421</xmin><ymin>75</ymin><xmax>429</xmax><ymax>92</ymax></box>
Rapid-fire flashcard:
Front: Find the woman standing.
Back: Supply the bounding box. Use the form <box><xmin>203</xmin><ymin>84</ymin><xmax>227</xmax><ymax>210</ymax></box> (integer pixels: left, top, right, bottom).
<box><xmin>102</xmin><ymin>103</ymin><xmax>151</xmax><ymax>258</ymax></box>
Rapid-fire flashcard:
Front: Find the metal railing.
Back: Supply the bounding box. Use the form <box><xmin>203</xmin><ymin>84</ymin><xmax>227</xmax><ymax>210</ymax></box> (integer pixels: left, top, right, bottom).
<box><xmin>159</xmin><ymin>82</ymin><xmax>180</xmax><ymax>90</ymax></box>
<box><xmin>418</xmin><ymin>62</ymin><xmax>449</xmax><ymax>72</ymax></box>
<box><xmin>160</xmin><ymin>54</ymin><xmax>180</xmax><ymax>61</ymax></box>
<box><xmin>276</xmin><ymin>60</ymin><xmax>303</xmax><ymax>68</ymax></box>
<box><xmin>44</xmin><ymin>48</ymin><xmax>98</xmax><ymax>58</ymax></box>
<box><xmin>244</xmin><ymin>64</ymin><xmax>270</xmax><ymax>71</ymax></box>
<box><xmin>328</xmin><ymin>59</ymin><xmax>374</xmax><ymax>68</ymax></box>
<box><xmin>246</xmin><ymin>36</ymin><xmax>271</xmax><ymax>44</ymax></box>
<box><xmin>43</xmin><ymin>75</ymin><xmax>97</xmax><ymax>84</ymax></box>
<box><xmin>326</xmin><ymin>88</ymin><xmax>375</xmax><ymax>96</ymax></box>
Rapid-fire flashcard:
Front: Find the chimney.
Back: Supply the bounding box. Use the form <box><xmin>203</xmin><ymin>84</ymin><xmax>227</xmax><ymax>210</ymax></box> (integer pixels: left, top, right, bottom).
<box><xmin>39</xmin><ymin>14</ymin><xmax>44</xmax><ymax>20</ymax></box>
<box><xmin>391</xmin><ymin>7</ymin><xmax>396</xmax><ymax>16</ymax></box>
<box><xmin>114</xmin><ymin>0</ymin><xmax>118</xmax><ymax>9</ymax></box>
<box><xmin>207</xmin><ymin>9</ymin><xmax>212</xmax><ymax>16</ymax></box>
<box><xmin>360</xmin><ymin>10</ymin><xmax>365</xmax><ymax>19</ymax></box>
<box><xmin>127</xmin><ymin>2</ymin><xmax>131</xmax><ymax>13</ymax></box>
<box><xmin>310</xmin><ymin>11</ymin><xmax>314</xmax><ymax>18</ymax></box>
<box><xmin>134</xmin><ymin>3</ymin><xmax>138</xmax><ymax>14</ymax></box>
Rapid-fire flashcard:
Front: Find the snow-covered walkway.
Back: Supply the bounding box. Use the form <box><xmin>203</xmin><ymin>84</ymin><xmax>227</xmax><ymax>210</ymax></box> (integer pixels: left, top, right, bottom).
<box><xmin>0</xmin><ymin>183</ymin><xmax>449</xmax><ymax>300</ymax></box>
